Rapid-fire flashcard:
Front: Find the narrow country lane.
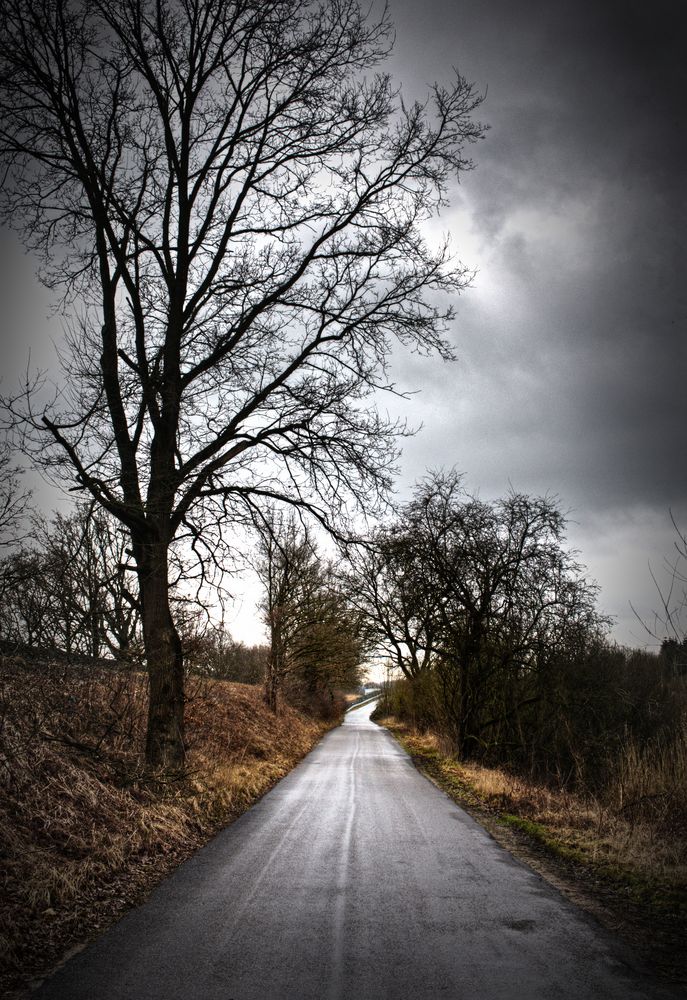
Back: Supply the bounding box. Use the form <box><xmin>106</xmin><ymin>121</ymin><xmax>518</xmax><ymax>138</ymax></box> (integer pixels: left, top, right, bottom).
<box><xmin>33</xmin><ymin>702</ymin><xmax>679</xmax><ymax>1000</ymax></box>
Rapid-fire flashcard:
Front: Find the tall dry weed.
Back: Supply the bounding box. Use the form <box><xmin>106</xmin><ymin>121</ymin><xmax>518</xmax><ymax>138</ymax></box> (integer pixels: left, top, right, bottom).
<box><xmin>608</xmin><ymin>719</ymin><xmax>687</xmax><ymax>834</ymax></box>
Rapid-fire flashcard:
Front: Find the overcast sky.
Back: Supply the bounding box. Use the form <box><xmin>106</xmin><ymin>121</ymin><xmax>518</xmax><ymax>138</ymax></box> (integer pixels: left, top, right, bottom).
<box><xmin>1</xmin><ymin>0</ymin><xmax>685</xmax><ymax>650</ymax></box>
<box><xmin>380</xmin><ymin>0</ymin><xmax>687</xmax><ymax>648</ymax></box>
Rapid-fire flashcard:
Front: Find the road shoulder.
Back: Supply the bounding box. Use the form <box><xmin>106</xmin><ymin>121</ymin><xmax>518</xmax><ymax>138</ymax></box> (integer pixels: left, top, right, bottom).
<box><xmin>378</xmin><ymin>717</ymin><xmax>687</xmax><ymax>992</ymax></box>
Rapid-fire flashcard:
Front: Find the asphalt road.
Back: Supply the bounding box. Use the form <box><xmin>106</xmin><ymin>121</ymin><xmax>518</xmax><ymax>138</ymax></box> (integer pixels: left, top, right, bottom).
<box><xmin>34</xmin><ymin>701</ymin><xmax>679</xmax><ymax>1000</ymax></box>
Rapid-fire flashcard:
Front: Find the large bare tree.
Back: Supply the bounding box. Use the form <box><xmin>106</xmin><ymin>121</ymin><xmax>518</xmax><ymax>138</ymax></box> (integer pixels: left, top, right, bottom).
<box><xmin>0</xmin><ymin>0</ymin><xmax>484</xmax><ymax>767</ymax></box>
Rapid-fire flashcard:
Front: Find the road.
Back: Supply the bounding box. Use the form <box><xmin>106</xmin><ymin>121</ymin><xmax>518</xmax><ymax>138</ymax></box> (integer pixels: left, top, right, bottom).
<box><xmin>34</xmin><ymin>701</ymin><xmax>678</xmax><ymax>1000</ymax></box>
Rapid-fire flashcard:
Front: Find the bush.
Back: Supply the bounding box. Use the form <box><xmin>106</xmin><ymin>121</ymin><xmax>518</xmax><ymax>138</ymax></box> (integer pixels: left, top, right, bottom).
<box><xmin>375</xmin><ymin>673</ymin><xmax>442</xmax><ymax>731</ymax></box>
<box><xmin>381</xmin><ymin>640</ymin><xmax>687</xmax><ymax>804</ymax></box>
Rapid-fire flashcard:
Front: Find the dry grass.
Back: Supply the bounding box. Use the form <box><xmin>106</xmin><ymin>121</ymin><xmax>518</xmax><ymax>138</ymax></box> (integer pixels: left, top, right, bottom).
<box><xmin>609</xmin><ymin>722</ymin><xmax>687</xmax><ymax>835</ymax></box>
<box><xmin>386</xmin><ymin>722</ymin><xmax>687</xmax><ymax>878</ymax></box>
<box><xmin>380</xmin><ymin>720</ymin><xmax>687</xmax><ymax>872</ymax></box>
<box><xmin>381</xmin><ymin>718</ymin><xmax>687</xmax><ymax>983</ymax></box>
<box><xmin>0</xmin><ymin>654</ymin><xmax>333</xmax><ymax>997</ymax></box>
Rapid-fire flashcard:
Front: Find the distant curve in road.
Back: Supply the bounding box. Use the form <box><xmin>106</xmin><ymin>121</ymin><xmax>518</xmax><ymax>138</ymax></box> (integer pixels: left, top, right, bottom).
<box><xmin>34</xmin><ymin>701</ymin><xmax>679</xmax><ymax>1000</ymax></box>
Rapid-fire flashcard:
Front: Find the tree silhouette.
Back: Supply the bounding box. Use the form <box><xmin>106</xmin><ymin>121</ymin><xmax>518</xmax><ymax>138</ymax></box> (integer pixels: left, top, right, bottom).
<box><xmin>254</xmin><ymin>509</ymin><xmax>362</xmax><ymax>712</ymax></box>
<box><xmin>348</xmin><ymin>472</ymin><xmax>607</xmax><ymax>757</ymax></box>
<box><xmin>0</xmin><ymin>0</ymin><xmax>484</xmax><ymax>767</ymax></box>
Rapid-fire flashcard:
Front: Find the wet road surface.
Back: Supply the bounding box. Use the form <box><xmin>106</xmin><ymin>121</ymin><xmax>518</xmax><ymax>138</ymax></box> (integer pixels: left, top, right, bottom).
<box><xmin>33</xmin><ymin>701</ymin><xmax>679</xmax><ymax>999</ymax></box>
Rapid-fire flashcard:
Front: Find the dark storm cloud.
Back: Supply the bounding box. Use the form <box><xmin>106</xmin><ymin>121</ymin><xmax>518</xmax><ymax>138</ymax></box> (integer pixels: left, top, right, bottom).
<box><xmin>388</xmin><ymin>0</ymin><xmax>687</xmax><ymax>513</ymax></box>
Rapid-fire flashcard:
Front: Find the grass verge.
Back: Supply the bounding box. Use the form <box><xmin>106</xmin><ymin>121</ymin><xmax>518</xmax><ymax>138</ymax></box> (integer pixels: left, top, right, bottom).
<box><xmin>0</xmin><ymin>653</ymin><xmax>337</xmax><ymax>999</ymax></box>
<box><xmin>379</xmin><ymin>717</ymin><xmax>687</xmax><ymax>987</ymax></box>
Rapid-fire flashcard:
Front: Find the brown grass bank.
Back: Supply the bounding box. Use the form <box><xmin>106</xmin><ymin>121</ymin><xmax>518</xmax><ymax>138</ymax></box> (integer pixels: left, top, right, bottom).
<box><xmin>0</xmin><ymin>653</ymin><xmax>336</xmax><ymax>998</ymax></box>
<box><xmin>379</xmin><ymin>718</ymin><xmax>687</xmax><ymax>988</ymax></box>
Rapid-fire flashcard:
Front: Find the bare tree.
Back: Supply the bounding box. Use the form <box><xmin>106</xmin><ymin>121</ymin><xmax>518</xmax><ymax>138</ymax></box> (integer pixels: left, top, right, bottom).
<box><xmin>254</xmin><ymin>510</ymin><xmax>319</xmax><ymax>711</ymax></box>
<box><xmin>255</xmin><ymin>510</ymin><xmax>363</xmax><ymax>711</ymax></box>
<box><xmin>0</xmin><ymin>549</ymin><xmax>54</xmax><ymax>647</ymax></box>
<box><xmin>0</xmin><ymin>502</ymin><xmax>140</xmax><ymax>656</ymax></box>
<box><xmin>0</xmin><ymin>0</ymin><xmax>483</xmax><ymax>767</ymax></box>
<box><xmin>37</xmin><ymin>503</ymin><xmax>141</xmax><ymax>658</ymax></box>
<box><xmin>350</xmin><ymin>471</ymin><xmax>607</xmax><ymax>757</ymax></box>
<box><xmin>33</xmin><ymin>507</ymin><xmax>108</xmax><ymax>656</ymax></box>
<box><xmin>0</xmin><ymin>441</ymin><xmax>31</xmax><ymax>547</ymax></box>
<box><xmin>413</xmin><ymin>474</ymin><xmax>605</xmax><ymax>756</ymax></box>
<box><xmin>344</xmin><ymin>529</ymin><xmax>437</xmax><ymax>679</ymax></box>
<box><xmin>184</xmin><ymin>628</ymin><xmax>267</xmax><ymax>684</ymax></box>
<box><xmin>289</xmin><ymin>578</ymin><xmax>364</xmax><ymax>705</ymax></box>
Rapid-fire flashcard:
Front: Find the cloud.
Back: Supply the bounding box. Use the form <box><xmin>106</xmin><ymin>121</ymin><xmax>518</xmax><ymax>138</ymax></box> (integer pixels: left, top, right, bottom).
<box><xmin>0</xmin><ymin>229</ymin><xmax>61</xmax><ymax>385</ymax></box>
<box><xmin>381</xmin><ymin>0</ymin><xmax>687</xmax><ymax>642</ymax></box>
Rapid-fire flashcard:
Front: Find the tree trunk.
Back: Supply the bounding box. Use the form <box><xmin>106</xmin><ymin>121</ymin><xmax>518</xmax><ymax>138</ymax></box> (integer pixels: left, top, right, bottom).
<box><xmin>138</xmin><ymin>542</ymin><xmax>185</xmax><ymax>770</ymax></box>
<box><xmin>459</xmin><ymin>677</ymin><xmax>479</xmax><ymax>760</ymax></box>
<box><xmin>264</xmin><ymin>654</ymin><xmax>279</xmax><ymax>713</ymax></box>
<box><xmin>265</xmin><ymin>613</ymin><xmax>283</xmax><ymax>713</ymax></box>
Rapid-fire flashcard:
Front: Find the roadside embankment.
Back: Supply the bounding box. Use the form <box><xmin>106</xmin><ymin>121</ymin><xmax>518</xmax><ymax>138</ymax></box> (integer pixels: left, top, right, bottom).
<box><xmin>0</xmin><ymin>653</ymin><xmax>335</xmax><ymax>998</ymax></box>
<box><xmin>378</xmin><ymin>717</ymin><xmax>687</xmax><ymax>988</ymax></box>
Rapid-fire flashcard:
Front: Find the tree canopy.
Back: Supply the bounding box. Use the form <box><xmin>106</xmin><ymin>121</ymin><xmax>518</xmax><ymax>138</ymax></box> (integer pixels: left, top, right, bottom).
<box><xmin>346</xmin><ymin>472</ymin><xmax>608</xmax><ymax>756</ymax></box>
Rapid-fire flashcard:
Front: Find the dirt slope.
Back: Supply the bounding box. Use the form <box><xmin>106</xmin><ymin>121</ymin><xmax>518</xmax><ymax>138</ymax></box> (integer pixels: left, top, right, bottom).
<box><xmin>0</xmin><ymin>653</ymin><xmax>334</xmax><ymax>998</ymax></box>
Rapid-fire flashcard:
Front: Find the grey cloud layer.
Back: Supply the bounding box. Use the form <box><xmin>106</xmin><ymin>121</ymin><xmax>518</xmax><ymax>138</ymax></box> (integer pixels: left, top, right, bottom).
<box><xmin>389</xmin><ymin>0</ymin><xmax>687</xmax><ymax>512</ymax></box>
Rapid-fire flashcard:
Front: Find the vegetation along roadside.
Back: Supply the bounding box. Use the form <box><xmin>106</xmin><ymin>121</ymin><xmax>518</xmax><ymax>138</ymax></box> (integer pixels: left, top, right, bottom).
<box><xmin>0</xmin><ymin>651</ymin><xmax>341</xmax><ymax>999</ymax></box>
<box><xmin>375</xmin><ymin>713</ymin><xmax>687</xmax><ymax>988</ymax></box>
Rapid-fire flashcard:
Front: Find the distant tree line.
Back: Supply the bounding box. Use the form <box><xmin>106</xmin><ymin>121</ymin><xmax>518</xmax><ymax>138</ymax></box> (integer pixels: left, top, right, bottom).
<box><xmin>0</xmin><ymin>500</ymin><xmax>363</xmax><ymax>713</ymax></box>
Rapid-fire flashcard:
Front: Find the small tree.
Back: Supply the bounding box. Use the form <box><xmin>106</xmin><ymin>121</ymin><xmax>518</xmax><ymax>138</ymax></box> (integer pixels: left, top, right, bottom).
<box><xmin>0</xmin><ymin>0</ymin><xmax>483</xmax><ymax>767</ymax></box>
<box><xmin>0</xmin><ymin>502</ymin><xmax>140</xmax><ymax>656</ymax></box>
<box><xmin>0</xmin><ymin>549</ymin><xmax>54</xmax><ymax>647</ymax></box>
<box><xmin>255</xmin><ymin>511</ymin><xmax>363</xmax><ymax>711</ymax></box>
<box><xmin>35</xmin><ymin>507</ymin><xmax>112</xmax><ymax>657</ymax></box>
<box><xmin>185</xmin><ymin>629</ymin><xmax>267</xmax><ymax>684</ymax></box>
